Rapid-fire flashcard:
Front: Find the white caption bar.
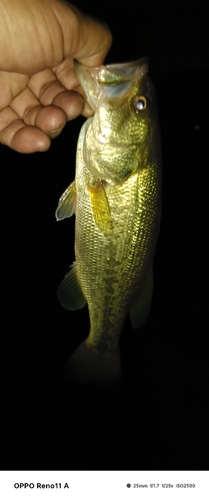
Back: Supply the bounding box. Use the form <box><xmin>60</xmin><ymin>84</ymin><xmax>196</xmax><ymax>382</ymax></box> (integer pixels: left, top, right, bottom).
<box><xmin>0</xmin><ymin>471</ymin><xmax>209</xmax><ymax>500</ymax></box>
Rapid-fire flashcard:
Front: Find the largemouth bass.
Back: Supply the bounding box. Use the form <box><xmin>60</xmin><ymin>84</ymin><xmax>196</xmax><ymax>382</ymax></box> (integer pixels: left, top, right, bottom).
<box><xmin>56</xmin><ymin>58</ymin><xmax>162</xmax><ymax>386</ymax></box>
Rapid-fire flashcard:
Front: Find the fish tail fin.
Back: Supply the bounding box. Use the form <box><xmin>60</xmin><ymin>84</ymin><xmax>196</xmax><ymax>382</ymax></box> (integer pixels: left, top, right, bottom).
<box><xmin>65</xmin><ymin>340</ymin><xmax>121</xmax><ymax>388</ymax></box>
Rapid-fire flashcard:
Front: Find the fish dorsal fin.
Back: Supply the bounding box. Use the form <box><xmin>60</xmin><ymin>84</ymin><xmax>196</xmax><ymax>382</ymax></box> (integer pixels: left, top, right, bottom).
<box><xmin>57</xmin><ymin>262</ymin><xmax>86</xmax><ymax>310</ymax></box>
<box><xmin>55</xmin><ymin>180</ymin><xmax>76</xmax><ymax>221</ymax></box>
<box><xmin>88</xmin><ymin>182</ymin><xmax>112</xmax><ymax>235</ymax></box>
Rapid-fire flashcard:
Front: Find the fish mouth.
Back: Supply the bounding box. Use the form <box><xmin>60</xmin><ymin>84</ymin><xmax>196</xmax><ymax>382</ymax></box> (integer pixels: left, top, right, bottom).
<box><xmin>92</xmin><ymin>128</ymin><xmax>127</xmax><ymax>152</ymax></box>
<box><xmin>83</xmin><ymin>121</ymin><xmax>139</xmax><ymax>182</ymax></box>
<box><xmin>77</xmin><ymin>58</ymin><xmax>148</xmax><ymax>182</ymax></box>
<box><xmin>74</xmin><ymin>57</ymin><xmax>148</xmax><ymax>111</ymax></box>
<box><xmin>86</xmin><ymin>115</ymin><xmax>127</xmax><ymax>152</ymax></box>
<box><xmin>83</xmin><ymin>135</ymin><xmax>128</xmax><ymax>182</ymax></box>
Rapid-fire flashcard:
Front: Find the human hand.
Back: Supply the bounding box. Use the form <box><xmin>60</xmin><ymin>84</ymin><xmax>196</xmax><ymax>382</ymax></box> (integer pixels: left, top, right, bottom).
<box><xmin>0</xmin><ymin>0</ymin><xmax>112</xmax><ymax>153</ymax></box>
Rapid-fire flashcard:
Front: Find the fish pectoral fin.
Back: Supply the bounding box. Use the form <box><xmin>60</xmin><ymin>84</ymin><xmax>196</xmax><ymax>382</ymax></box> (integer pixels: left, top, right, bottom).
<box><xmin>129</xmin><ymin>267</ymin><xmax>154</xmax><ymax>329</ymax></box>
<box><xmin>88</xmin><ymin>182</ymin><xmax>112</xmax><ymax>235</ymax></box>
<box><xmin>55</xmin><ymin>180</ymin><xmax>76</xmax><ymax>221</ymax></box>
<box><xmin>57</xmin><ymin>262</ymin><xmax>86</xmax><ymax>310</ymax></box>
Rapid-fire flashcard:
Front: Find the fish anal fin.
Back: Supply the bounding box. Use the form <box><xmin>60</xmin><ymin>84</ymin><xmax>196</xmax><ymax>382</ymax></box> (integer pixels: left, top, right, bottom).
<box><xmin>55</xmin><ymin>180</ymin><xmax>76</xmax><ymax>221</ymax></box>
<box><xmin>57</xmin><ymin>262</ymin><xmax>86</xmax><ymax>310</ymax></box>
<box><xmin>129</xmin><ymin>267</ymin><xmax>154</xmax><ymax>329</ymax></box>
<box><xmin>88</xmin><ymin>182</ymin><xmax>112</xmax><ymax>235</ymax></box>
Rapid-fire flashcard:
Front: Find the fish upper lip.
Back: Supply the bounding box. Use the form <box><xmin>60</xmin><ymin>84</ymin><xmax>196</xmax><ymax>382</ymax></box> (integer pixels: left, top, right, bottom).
<box><xmin>90</xmin><ymin>132</ymin><xmax>140</xmax><ymax>155</ymax></box>
<box><xmin>87</xmin><ymin>118</ymin><xmax>138</xmax><ymax>153</ymax></box>
<box><xmin>91</xmin><ymin>129</ymin><xmax>127</xmax><ymax>152</ymax></box>
<box><xmin>93</xmin><ymin>138</ymin><xmax>126</xmax><ymax>154</ymax></box>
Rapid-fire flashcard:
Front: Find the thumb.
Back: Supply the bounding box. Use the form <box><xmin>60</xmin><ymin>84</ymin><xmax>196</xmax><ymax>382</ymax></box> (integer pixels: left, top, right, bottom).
<box><xmin>61</xmin><ymin>4</ymin><xmax>112</xmax><ymax>67</ymax></box>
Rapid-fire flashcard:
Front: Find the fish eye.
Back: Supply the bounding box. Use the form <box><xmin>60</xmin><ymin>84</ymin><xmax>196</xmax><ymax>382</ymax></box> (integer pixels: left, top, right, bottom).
<box><xmin>132</xmin><ymin>95</ymin><xmax>147</xmax><ymax>113</ymax></box>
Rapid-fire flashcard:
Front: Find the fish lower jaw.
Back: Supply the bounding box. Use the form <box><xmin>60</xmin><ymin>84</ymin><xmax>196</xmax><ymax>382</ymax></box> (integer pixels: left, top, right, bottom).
<box><xmin>64</xmin><ymin>340</ymin><xmax>121</xmax><ymax>389</ymax></box>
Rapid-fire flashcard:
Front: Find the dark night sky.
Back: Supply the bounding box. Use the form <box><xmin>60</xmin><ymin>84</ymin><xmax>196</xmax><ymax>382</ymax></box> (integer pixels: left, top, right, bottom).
<box><xmin>74</xmin><ymin>0</ymin><xmax>208</xmax><ymax>74</ymax></box>
<box><xmin>1</xmin><ymin>0</ymin><xmax>208</xmax><ymax>471</ymax></box>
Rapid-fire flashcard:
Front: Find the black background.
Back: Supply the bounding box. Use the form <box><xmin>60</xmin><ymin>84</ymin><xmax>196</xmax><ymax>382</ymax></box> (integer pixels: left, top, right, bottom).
<box><xmin>1</xmin><ymin>0</ymin><xmax>208</xmax><ymax>470</ymax></box>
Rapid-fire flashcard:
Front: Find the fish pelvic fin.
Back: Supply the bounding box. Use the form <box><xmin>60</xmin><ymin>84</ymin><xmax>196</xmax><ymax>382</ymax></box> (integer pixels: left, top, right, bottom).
<box><xmin>55</xmin><ymin>180</ymin><xmax>76</xmax><ymax>221</ymax></box>
<box><xmin>57</xmin><ymin>262</ymin><xmax>86</xmax><ymax>310</ymax></box>
<box><xmin>129</xmin><ymin>267</ymin><xmax>154</xmax><ymax>329</ymax></box>
<box><xmin>88</xmin><ymin>182</ymin><xmax>112</xmax><ymax>235</ymax></box>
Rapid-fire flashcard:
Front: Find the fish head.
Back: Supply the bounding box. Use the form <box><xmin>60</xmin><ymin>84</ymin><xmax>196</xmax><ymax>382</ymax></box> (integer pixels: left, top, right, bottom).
<box><xmin>75</xmin><ymin>58</ymin><xmax>161</xmax><ymax>183</ymax></box>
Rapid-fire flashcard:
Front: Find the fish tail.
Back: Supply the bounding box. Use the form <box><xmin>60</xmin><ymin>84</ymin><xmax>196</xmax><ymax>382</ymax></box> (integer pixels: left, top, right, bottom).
<box><xmin>65</xmin><ymin>340</ymin><xmax>121</xmax><ymax>388</ymax></box>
